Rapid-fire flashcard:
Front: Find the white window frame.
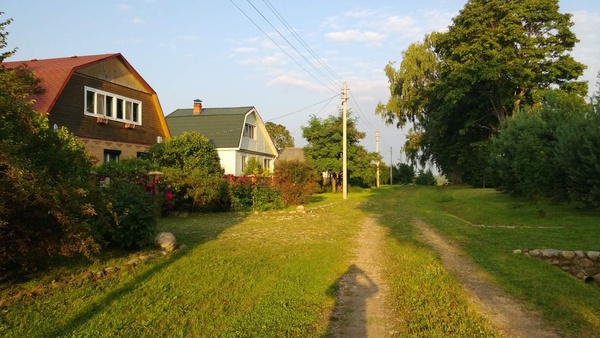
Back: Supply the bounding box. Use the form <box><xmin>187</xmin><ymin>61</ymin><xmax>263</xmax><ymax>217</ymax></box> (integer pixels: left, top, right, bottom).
<box><xmin>243</xmin><ymin>123</ymin><xmax>255</xmax><ymax>139</ymax></box>
<box><xmin>85</xmin><ymin>86</ymin><xmax>142</xmax><ymax>125</ymax></box>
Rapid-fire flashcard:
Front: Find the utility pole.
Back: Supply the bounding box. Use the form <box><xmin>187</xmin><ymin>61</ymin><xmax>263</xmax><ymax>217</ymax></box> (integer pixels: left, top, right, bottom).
<box><xmin>342</xmin><ymin>82</ymin><xmax>348</xmax><ymax>200</ymax></box>
<box><xmin>390</xmin><ymin>147</ymin><xmax>393</xmax><ymax>185</ymax></box>
<box><xmin>376</xmin><ymin>129</ymin><xmax>380</xmax><ymax>188</ymax></box>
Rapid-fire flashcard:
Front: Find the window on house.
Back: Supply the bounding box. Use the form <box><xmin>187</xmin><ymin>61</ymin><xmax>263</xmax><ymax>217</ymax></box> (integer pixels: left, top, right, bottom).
<box><xmin>84</xmin><ymin>87</ymin><xmax>142</xmax><ymax>125</ymax></box>
<box><xmin>116</xmin><ymin>98</ymin><xmax>124</xmax><ymax>119</ymax></box>
<box><xmin>264</xmin><ymin>159</ymin><xmax>271</xmax><ymax>170</ymax></box>
<box><xmin>241</xmin><ymin>155</ymin><xmax>247</xmax><ymax>172</ymax></box>
<box><xmin>243</xmin><ymin>123</ymin><xmax>255</xmax><ymax>139</ymax></box>
<box><xmin>104</xmin><ymin>149</ymin><xmax>121</xmax><ymax>163</ymax></box>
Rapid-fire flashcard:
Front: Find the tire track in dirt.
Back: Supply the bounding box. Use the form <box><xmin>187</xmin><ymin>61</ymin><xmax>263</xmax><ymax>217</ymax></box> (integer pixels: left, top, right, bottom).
<box><xmin>329</xmin><ymin>217</ymin><xmax>393</xmax><ymax>337</ymax></box>
<box><xmin>415</xmin><ymin>219</ymin><xmax>560</xmax><ymax>338</ymax></box>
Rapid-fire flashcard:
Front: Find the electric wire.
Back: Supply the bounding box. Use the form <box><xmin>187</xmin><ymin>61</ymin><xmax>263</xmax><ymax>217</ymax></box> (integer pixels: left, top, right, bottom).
<box><xmin>245</xmin><ymin>0</ymin><xmax>340</xmax><ymax>91</ymax></box>
<box><xmin>265</xmin><ymin>94</ymin><xmax>339</xmax><ymax>122</ymax></box>
<box><xmin>229</xmin><ymin>0</ymin><xmax>339</xmax><ymax>94</ymax></box>
<box><xmin>262</xmin><ymin>0</ymin><xmax>344</xmax><ymax>84</ymax></box>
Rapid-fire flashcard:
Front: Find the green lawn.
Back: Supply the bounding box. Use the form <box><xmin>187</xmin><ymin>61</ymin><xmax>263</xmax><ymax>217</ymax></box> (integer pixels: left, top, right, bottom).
<box><xmin>372</xmin><ymin>185</ymin><xmax>600</xmax><ymax>336</ymax></box>
<box><xmin>1</xmin><ymin>186</ymin><xmax>599</xmax><ymax>337</ymax></box>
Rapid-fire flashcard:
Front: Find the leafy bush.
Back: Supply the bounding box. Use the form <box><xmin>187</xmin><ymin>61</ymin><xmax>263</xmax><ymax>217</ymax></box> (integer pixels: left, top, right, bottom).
<box><xmin>92</xmin><ymin>159</ymin><xmax>158</xmax><ymax>248</ymax></box>
<box><xmin>1</xmin><ymin>56</ymin><xmax>101</xmax><ymax>271</ymax></box>
<box><xmin>395</xmin><ymin>163</ymin><xmax>415</xmax><ymax>184</ymax></box>
<box><xmin>555</xmin><ymin>107</ymin><xmax>600</xmax><ymax>208</ymax></box>
<box><xmin>415</xmin><ymin>170</ymin><xmax>437</xmax><ymax>186</ymax></box>
<box><xmin>274</xmin><ymin>160</ymin><xmax>318</xmax><ymax>205</ymax></box>
<box><xmin>224</xmin><ymin>175</ymin><xmax>282</xmax><ymax>211</ymax></box>
<box><xmin>251</xmin><ymin>182</ymin><xmax>284</xmax><ymax>211</ymax></box>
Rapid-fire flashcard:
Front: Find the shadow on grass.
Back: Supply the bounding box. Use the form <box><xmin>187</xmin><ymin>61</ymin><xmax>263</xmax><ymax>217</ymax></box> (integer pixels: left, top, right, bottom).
<box><xmin>324</xmin><ymin>264</ymin><xmax>379</xmax><ymax>337</ymax></box>
<box><xmin>42</xmin><ymin>211</ymin><xmax>246</xmax><ymax>337</ymax></box>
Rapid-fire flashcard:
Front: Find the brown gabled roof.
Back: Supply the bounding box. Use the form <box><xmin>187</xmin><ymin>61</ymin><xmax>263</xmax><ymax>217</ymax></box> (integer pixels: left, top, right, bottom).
<box><xmin>2</xmin><ymin>53</ymin><xmax>156</xmax><ymax>114</ymax></box>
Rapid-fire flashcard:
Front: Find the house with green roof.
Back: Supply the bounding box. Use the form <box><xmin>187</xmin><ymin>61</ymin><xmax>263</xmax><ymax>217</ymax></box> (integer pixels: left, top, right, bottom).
<box><xmin>165</xmin><ymin>100</ymin><xmax>278</xmax><ymax>176</ymax></box>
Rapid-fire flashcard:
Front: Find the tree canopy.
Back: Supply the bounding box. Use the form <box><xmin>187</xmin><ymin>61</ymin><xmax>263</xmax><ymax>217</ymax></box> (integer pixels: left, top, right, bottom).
<box><xmin>376</xmin><ymin>0</ymin><xmax>587</xmax><ymax>184</ymax></box>
<box><xmin>302</xmin><ymin>111</ymin><xmax>378</xmax><ymax>188</ymax></box>
<box><xmin>265</xmin><ymin>122</ymin><xmax>294</xmax><ymax>152</ymax></box>
<box><xmin>1</xmin><ymin>13</ymin><xmax>102</xmax><ymax>270</ymax></box>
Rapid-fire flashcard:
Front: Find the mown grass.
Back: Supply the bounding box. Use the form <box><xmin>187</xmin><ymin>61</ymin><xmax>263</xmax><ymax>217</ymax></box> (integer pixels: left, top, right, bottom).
<box><xmin>0</xmin><ymin>194</ymin><xmax>362</xmax><ymax>337</ymax></box>
<box><xmin>384</xmin><ymin>185</ymin><xmax>600</xmax><ymax>337</ymax></box>
<box><xmin>361</xmin><ymin>187</ymin><xmax>501</xmax><ymax>337</ymax></box>
<box><xmin>3</xmin><ymin>185</ymin><xmax>596</xmax><ymax>337</ymax></box>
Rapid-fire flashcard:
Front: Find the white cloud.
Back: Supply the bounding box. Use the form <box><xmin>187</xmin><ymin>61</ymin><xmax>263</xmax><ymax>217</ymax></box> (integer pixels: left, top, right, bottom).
<box><xmin>132</xmin><ymin>17</ymin><xmax>144</xmax><ymax>24</ymax></box>
<box><xmin>118</xmin><ymin>4</ymin><xmax>133</xmax><ymax>11</ymax></box>
<box><xmin>263</xmin><ymin>55</ymin><xmax>286</xmax><ymax>66</ymax></box>
<box><xmin>325</xmin><ymin>30</ymin><xmax>388</xmax><ymax>45</ymax></box>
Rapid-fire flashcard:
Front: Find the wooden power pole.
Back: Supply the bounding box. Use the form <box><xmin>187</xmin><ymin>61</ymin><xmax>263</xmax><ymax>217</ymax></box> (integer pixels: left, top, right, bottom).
<box><xmin>342</xmin><ymin>82</ymin><xmax>348</xmax><ymax>200</ymax></box>
<box><xmin>376</xmin><ymin>129</ymin><xmax>380</xmax><ymax>188</ymax></box>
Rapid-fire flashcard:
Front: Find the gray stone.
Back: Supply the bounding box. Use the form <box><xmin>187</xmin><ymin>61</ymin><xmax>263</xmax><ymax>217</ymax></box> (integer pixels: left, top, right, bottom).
<box><xmin>575</xmin><ymin>250</ymin><xmax>585</xmax><ymax>258</ymax></box>
<box><xmin>79</xmin><ymin>271</ymin><xmax>94</xmax><ymax>280</ymax></box>
<box><xmin>104</xmin><ymin>266</ymin><xmax>119</xmax><ymax>274</ymax></box>
<box><xmin>179</xmin><ymin>244</ymin><xmax>188</xmax><ymax>250</ymax></box>
<box><xmin>587</xmin><ymin>251</ymin><xmax>600</xmax><ymax>261</ymax></box>
<box><xmin>296</xmin><ymin>205</ymin><xmax>306</xmax><ymax>214</ymax></box>
<box><xmin>529</xmin><ymin>249</ymin><xmax>541</xmax><ymax>257</ymax></box>
<box><xmin>541</xmin><ymin>249</ymin><xmax>560</xmax><ymax>258</ymax></box>
<box><xmin>561</xmin><ymin>251</ymin><xmax>576</xmax><ymax>260</ymax></box>
<box><xmin>155</xmin><ymin>232</ymin><xmax>177</xmax><ymax>252</ymax></box>
<box><xmin>126</xmin><ymin>258</ymin><xmax>140</xmax><ymax>266</ymax></box>
<box><xmin>513</xmin><ymin>249</ymin><xmax>523</xmax><ymax>254</ymax></box>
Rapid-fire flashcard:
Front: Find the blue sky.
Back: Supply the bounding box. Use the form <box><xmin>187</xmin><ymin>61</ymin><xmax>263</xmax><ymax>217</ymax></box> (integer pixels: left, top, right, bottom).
<box><xmin>3</xmin><ymin>0</ymin><xmax>599</xmax><ymax>166</ymax></box>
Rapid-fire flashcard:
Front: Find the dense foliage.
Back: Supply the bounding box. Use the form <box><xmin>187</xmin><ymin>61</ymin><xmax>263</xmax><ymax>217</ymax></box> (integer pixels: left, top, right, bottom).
<box><xmin>273</xmin><ymin>160</ymin><xmax>319</xmax><ymax>205</ymax></box>
<box><xmin>148</xmin><ymin>132</ymin><xmax>225</xmax><ymax>211</ymax></box>
<box><xmin>302</xmin><ymin>111</ymin><xmax>379</xmax><ymax>188</ymax></box>
<box><xmin>376</xmin><ymin>0</ymin><xmax>587</xmax><ymax>184</ymax></box>
<box><xmin>0</xmin><ymin>15</ymin><xmax>100</xmax><ymax>271</ymax></box>
<box><xmin>394</xmin><ymin>163</ymin><xmax>416</xmax><ymax>185</ymax></box>
<box><xmin>92</xmin><ymin>159</ymin><xmax>159</xmax><ymax>248</ymax></box>
<box><xmin>489</xmin><ymin>90</ymin><xmax>600</xmax><ymax>207</ymax></box>
<box><xmin>265</xmin><ymin>122</ymin><xmax>294</xmax><ymax>152</ymax></box>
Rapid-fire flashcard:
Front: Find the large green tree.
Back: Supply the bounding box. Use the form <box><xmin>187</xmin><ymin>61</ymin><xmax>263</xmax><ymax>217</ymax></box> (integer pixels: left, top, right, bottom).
<box><xmin>377</xmin><ymin>0</ymin><xmax>587</xmax><ymax>184</ymax></box>
<box><xmin>265</xmin><ymin>122</ymin><xmax>294</xmax><ymax>152</ymax></box>
<box><xmin>302</xmin><ymin>111</ymin><xmax>378</xmax><ymax>188</ymax></box>
<box><xmin>148</xmin><ymin>131</ymin><xmax>224</xmax><ymax>210</ymax></box>
<box><xmin>1</xmin><ymin>13</ymin><xmax>101</xmax><ymax>271</ymax></box>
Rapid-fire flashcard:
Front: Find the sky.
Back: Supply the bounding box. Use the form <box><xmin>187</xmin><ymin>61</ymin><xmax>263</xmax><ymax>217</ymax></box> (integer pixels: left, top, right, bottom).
<box><xmin>3</xmin><ymin>0</ymin><xmax>599</xmax><ymax>166</ymax></box>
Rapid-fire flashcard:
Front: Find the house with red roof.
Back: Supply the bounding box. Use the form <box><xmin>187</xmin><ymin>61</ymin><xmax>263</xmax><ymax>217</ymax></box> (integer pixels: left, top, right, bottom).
<box><xmin>2</xmin><ymin>53</ymin><xmax>170</xmax><ymax>163</ymax></box>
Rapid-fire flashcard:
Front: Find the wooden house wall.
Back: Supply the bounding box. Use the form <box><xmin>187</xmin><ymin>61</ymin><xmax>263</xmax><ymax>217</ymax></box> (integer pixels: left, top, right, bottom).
<box><xmin>48</xmin><ymin>72</ymin><xmax>167</xmax><ymax>147</ymax></box>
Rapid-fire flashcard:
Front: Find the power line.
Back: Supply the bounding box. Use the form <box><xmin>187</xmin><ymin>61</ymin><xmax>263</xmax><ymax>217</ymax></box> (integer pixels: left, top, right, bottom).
<box><xmin>245</xmin><ymin>0</ymin><xmax>340</xmax><ymax>91</ymax></box>
<box><xmin>262</xmin><ymin>0</ymin><xmax>344</xmax><ymax>84</ymax></box>
<box><xmin>265</xmin><ymin>94</ymin><xmax>339</xmax><ymax>122</ymax></box>
<box><xmin>229</xmin><ymin>0</ymin><xmax>339</xmax><ymax>94</ymax></box>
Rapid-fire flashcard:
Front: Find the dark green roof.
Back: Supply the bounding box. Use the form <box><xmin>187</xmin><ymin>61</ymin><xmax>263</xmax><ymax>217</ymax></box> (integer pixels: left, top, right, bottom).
<box><xmin>165</xmin><ymin>107</ymin><xmax>254</xmax><ymax>148</ymax></box>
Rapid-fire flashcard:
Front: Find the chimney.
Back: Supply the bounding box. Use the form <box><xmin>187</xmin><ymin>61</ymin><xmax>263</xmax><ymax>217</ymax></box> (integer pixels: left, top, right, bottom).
<box><xmin>193</xmin><ymin>99</ymin><xmax>203</xmax><ymax>114</ymax></box>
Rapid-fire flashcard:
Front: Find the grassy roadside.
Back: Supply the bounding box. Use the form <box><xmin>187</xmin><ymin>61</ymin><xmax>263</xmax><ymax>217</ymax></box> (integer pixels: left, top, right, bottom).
<box><xmin>361</xmin><ymin>186</ymin><xmax>501</xmax><ymax>337</ymax></box>
<box><xmin>2</xmin><ymin>185</ymin><xmax>597</xmax><ymax>337</ymax></box>
<box><xmin>390</xmin><ymin>185</ymin><xmax>600</xmax><ymax>337</ymax></box>
<box><xmin>0</xmin><ymin>194</ymin><xmax>363</xmax><ymax>337</ymax></box>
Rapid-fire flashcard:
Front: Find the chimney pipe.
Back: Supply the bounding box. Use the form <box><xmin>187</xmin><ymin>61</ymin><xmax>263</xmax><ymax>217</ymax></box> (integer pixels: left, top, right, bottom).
<box><xmin>193</xmin><ymin>99</ymin><xmax>202</xmax><ymax>114</ymax></box>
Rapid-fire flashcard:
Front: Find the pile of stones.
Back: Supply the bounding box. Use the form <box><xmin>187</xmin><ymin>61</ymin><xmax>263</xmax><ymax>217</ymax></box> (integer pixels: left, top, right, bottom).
<box><xmin>513</xmin><ymin>248</ymin><xmax>600</xmax><ymax>283</ymax></box>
